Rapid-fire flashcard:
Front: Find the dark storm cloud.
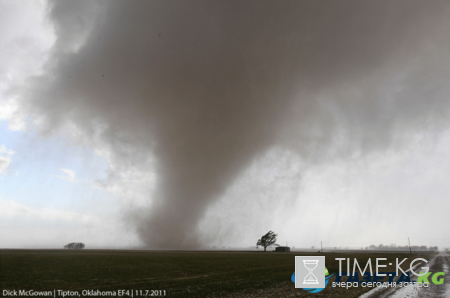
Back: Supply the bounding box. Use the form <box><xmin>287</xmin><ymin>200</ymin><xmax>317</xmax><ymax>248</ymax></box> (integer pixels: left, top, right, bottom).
<box><xmin>18</xmin><ymin>0</ymin><xmax>450</xmax><ymax>248</ymax></box>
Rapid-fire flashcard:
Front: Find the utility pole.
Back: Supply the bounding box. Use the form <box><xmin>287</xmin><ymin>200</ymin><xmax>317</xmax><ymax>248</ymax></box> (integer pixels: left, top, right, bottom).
<box><xmin>408</xmin><ymin>237</ymin><xmax>412</xmax><ymax>254</ymax></box>
<box><xmin>321</xmin><ymin>241</ymin><xmax>323</xmax><ymax>253</ymax></box>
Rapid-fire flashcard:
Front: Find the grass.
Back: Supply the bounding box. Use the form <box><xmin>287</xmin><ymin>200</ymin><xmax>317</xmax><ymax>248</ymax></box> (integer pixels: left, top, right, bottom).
<box><xmin>0</xmin><ymin>249</ymin><xmax>435</xmax><ymax>298</ymax></box>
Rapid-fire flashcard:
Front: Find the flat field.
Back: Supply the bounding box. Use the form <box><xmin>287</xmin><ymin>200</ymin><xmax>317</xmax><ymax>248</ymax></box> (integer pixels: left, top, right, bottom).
<box><xmin>0</xmin><ymin>249</ymin><xmax>433</xmax><ymax>298</ymax></box>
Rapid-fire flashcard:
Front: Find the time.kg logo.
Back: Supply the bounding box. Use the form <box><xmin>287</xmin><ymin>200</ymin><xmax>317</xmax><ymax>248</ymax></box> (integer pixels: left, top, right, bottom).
<box><xmin>291</xmin><ymin>256</ymin><xmax>334</xmax><ymax>293</ymax></box>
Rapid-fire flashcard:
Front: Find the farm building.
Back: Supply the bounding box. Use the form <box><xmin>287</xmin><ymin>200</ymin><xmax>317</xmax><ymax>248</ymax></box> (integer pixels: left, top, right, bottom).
<box><xmin>275</xmin><ymin>246</ymin><xmax>290</xmax><ymax>252</ymax></box>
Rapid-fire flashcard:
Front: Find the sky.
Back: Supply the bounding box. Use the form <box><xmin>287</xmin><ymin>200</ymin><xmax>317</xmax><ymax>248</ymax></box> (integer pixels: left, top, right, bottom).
<box><xmin>1</xmin><ymin>0</ymin><xmax>450</xmax><ymax>250</ymax></box>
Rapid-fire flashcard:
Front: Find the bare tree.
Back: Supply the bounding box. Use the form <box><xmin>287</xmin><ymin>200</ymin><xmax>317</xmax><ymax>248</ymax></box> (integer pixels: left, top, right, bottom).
<box><xmin>256</xmin><ymin>231</ymin><xmax>278</xmax><ymax>252</ymax></box>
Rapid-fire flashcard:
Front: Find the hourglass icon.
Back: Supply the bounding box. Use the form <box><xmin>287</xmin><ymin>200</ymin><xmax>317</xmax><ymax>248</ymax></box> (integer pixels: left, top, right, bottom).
<box><xmin>302</xmin><ymin>259</ymin><xmax>319</xmax><ymax>284</ymax></box>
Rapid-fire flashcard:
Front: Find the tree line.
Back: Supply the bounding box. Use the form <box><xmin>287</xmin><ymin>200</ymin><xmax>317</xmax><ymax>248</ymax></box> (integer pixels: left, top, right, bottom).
<box><xmin>364</xmin><ymin>244</ymin><xmax>438</xmax><ymax>251</ymax></box>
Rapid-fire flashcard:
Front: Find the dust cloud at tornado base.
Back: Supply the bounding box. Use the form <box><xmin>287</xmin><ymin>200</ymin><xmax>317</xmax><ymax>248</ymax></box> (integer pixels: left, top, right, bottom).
<box><xmin>12</xmin><ymin>1</ymin><xmax>450</xmax><ymax>248</ymax></box>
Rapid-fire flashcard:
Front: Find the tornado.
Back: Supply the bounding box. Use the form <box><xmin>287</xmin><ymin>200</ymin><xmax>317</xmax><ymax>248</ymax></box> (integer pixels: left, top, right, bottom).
<box><xmin>14</xmin><ymin>0</ymin><xmax>450</xmax><ymax>248</ymax></box>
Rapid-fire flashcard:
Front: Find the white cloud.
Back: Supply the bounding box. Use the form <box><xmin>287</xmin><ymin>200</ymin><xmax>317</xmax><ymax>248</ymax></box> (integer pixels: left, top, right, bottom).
<box><xmin>0</xmin><ymin>197</ymin><xmax>90</xmax><ymax>223</ymax></box>
<box><xmin>0</xmin><ymin>197</ymin><xmax>140</xmax><ymax>248</ymax></box>
<box><xmin>0</xmin><ymin>98</ymin><xmax>26</xmax><ymax>131</ymax></box>
<box><xmin>0</xmin><ymin>156</ymin><xmax>10</xmax><ymax>175</ymax></box>
<box><xmin>0</xmin><ymin>144</ymin><xmax>14</xmax><ymax>155</ymax></box>
<box><xmin>60</xmin><ymin>168</ymin><xmax>76</xmax><ymax>183</ymax></box>
<box><xmin>0</xmin><ymin>145</ymin><xmax>14</xmax><ymax>175</ymax></box>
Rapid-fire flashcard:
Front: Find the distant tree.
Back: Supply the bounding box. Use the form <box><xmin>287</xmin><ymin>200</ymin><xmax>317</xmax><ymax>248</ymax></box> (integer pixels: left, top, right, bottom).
<box><xmin>256</xmin><ymin>231</ymin><xmax>278</xmax><ymax>252</ymax></box>
<box><xmin>64</xmin><ymin>242</ymin><xmax>85</xmax><ymax>249</ymax></box>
